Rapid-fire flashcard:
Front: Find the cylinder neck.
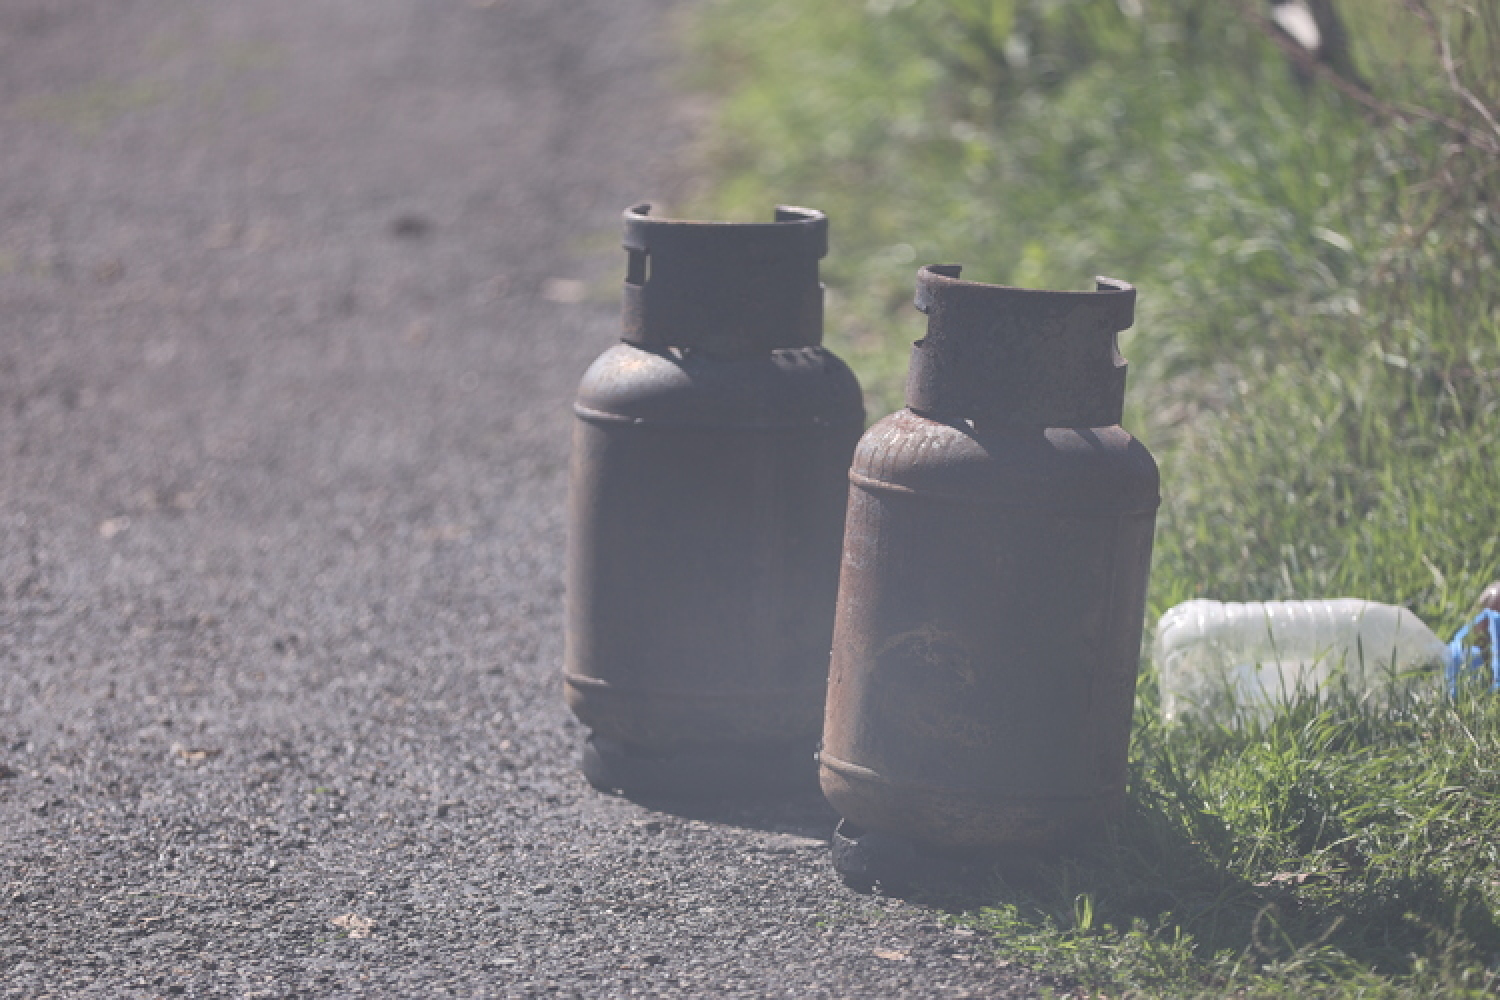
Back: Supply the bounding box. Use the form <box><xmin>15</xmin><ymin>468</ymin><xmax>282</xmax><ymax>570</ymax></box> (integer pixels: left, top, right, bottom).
<box><xmin>619</xmin><ymin>204</ymin><xmax>826</xmax><ymax>358</ymax></box>
<box><xmin>905</xmin><ymin>265</ymin><xmax>1136</xmax><ymax>428</ymax></box>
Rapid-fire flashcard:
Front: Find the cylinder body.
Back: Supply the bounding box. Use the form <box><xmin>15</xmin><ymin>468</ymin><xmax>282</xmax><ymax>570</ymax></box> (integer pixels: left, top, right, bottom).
<box><xmin>820</xmin><ymin>266</ymin><xmax>1159</xmax><ymax>850</ymax></box>
<box><xmin>564</xmin><ymin>205</ymin><xmax>864</xmax><ymax>768</ymax></box>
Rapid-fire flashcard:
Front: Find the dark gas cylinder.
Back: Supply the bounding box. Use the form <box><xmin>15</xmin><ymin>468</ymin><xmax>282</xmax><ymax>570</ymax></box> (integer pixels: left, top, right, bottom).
<box><xmin>565</xmin><ymin>204</ymin><xmax>864</xmax><ymax>796</ymax></box>
<box><xmin>820</xmin><ymin>265</ymin><xmax>1159</xmax><ymax>860</ymax></box>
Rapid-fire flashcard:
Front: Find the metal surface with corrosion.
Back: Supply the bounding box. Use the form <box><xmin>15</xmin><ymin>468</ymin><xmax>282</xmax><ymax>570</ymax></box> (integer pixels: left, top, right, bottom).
<box><xmin>564</xmin><ymin>205</ymin><xmax>864</xmax><ymax>795</ymax></box>
<box><xmin>821</xmin><ymin>265</ymin><xmax>1159</xmax><ymax>854</ymax></box>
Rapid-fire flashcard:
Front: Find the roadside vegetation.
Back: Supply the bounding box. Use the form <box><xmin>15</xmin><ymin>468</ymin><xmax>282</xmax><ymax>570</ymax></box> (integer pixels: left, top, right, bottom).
<box><xmin>685</xmin><ymin>0</ymin><xmax>1500</xmax><ymax>994</ymax></box>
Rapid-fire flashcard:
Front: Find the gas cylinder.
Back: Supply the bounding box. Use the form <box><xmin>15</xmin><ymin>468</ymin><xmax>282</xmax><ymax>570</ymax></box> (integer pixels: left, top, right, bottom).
<box><xmin>565</xmin><ymin>204</ymin><xmax>864</xmax><ymax>795</ymax></box>
<box><xmin>820</xmin><ymin>265</ymin><xmax>1159</xmax><ymax>866</ymax></box>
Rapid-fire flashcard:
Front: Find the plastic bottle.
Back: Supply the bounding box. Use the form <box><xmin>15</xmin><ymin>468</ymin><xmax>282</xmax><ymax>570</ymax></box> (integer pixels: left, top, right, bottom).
<box><xmin>1154</xmin><ymin>599</ymin><xmax>1450</xmax><ymax>723</ymax></box>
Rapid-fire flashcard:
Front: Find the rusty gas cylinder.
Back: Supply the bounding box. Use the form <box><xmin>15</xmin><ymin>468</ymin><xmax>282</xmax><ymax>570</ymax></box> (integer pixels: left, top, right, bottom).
<box><xmin>564</xmin><ymin>204</ymin><xmax>864</xmax><ymax>795</ymax></box>
<box><xmin>821</xmin><ymin>265</ymin><xmax>1159</xmax><ymax>872</ymax></box>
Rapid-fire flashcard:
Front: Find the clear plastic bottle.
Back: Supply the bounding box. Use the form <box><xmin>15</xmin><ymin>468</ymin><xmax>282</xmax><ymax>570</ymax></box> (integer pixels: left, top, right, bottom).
<box><xmin>1153</xmin><ymin>599</ymin><xmax>1450</xmax><ymax>723</ymax></box>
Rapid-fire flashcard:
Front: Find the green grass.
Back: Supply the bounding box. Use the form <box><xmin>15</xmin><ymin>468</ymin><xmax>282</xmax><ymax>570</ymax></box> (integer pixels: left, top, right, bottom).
<box><xmin>954</xmin><ymin>681</ymin><xmax>1500</xmax><ymax>997</ymax></box>
<box><xmin>684</xmin><ymin>0</ymin><xmax>1500</xmax><ymax>993</ymax></box>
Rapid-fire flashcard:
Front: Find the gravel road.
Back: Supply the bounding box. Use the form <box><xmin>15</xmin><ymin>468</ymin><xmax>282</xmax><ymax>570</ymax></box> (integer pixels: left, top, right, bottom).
<box><xmin>0</xmin><ymin>1</ymin><xmax>1047</xmax><ymax>995</ymax></box>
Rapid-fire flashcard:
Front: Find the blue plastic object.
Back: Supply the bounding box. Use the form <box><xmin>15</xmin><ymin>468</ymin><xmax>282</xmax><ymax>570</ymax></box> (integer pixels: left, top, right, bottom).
<box><xmin>1446</xmin><ymin>610</ymin><xmax>1500</xmax><ymax>694</ymax></box>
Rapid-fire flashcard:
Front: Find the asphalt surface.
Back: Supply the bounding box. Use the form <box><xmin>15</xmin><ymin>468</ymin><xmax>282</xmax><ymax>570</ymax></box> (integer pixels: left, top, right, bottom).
<box><xmin>0</xmin><ymin>2</ymin><xmax>1049</xmax><ymax>995</ymax></box>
